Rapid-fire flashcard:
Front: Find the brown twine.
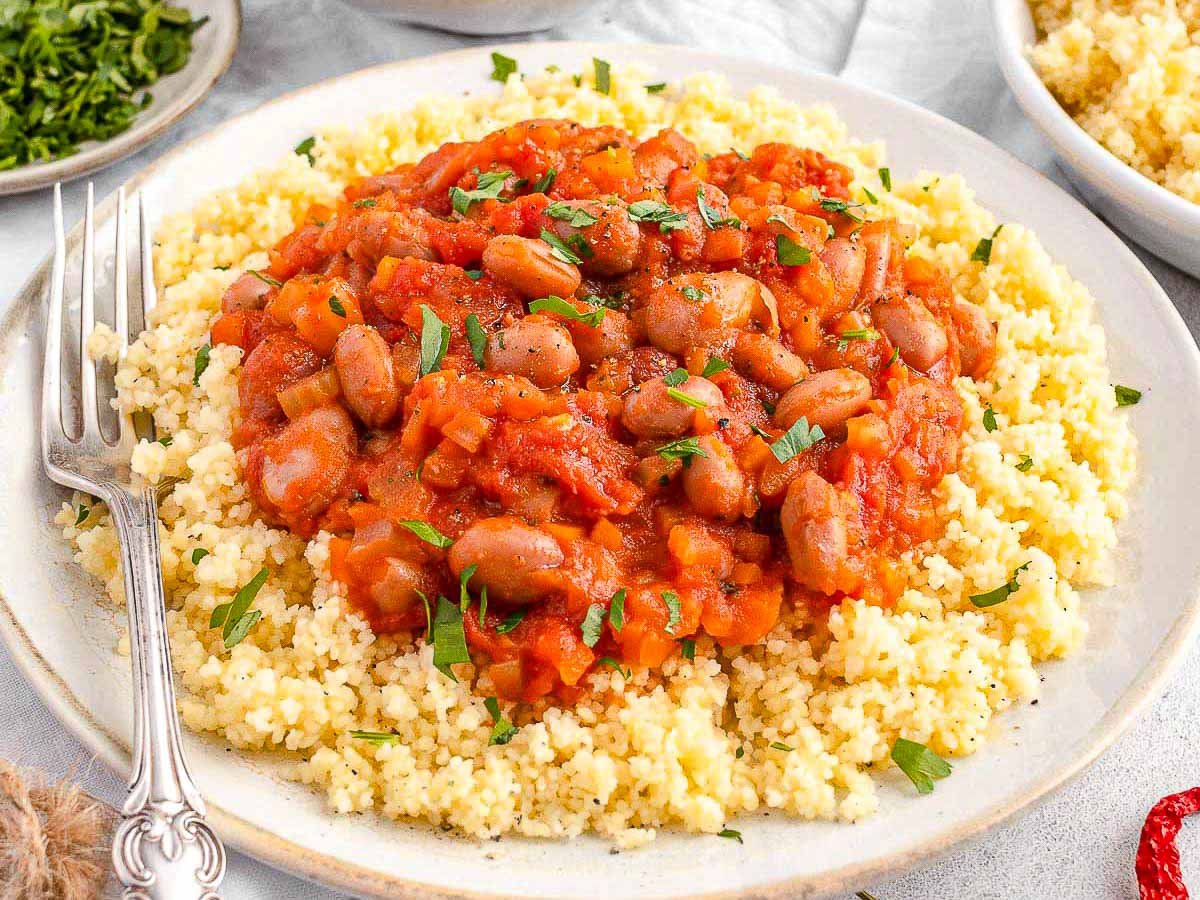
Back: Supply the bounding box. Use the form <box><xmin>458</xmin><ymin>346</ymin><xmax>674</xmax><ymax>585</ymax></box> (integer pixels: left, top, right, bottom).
<box><xmin>0</xmin><ymin>760</ymin><xmax>115</xmax><ymax>900</ymax></box>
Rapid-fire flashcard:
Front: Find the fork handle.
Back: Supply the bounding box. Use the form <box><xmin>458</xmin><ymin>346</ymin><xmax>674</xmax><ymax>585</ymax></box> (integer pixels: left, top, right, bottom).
<box><xmin>103</xmin><ymin>484</ymin><xmax>226</xmax><ymax>899</ymax></box>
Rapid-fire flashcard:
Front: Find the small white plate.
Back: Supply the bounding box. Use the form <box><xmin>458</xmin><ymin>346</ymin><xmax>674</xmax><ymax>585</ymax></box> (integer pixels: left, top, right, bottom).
<box><xmin>0</xmin><ymin>0</ymin><xmax>240</xmax><ymax>197</ymax></box>
<box><xmin>990</xmin><ymin>0</ymin><xmax>1200</xmax><ymax>278</ymax></box>
<box><xmin>3</xmin><ymin>41</ymin><xmax>1199</xmax><ymax>900</ymax></box>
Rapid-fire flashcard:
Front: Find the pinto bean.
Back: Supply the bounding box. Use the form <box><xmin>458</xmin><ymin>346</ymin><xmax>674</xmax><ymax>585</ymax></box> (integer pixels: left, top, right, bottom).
<box><xmin>255</xmin><ymin>404</ymin><xmax>356</xmax><ymax>527</ymax></box>
<box><xmin>950</xmin><ymin>300</ymin><xmax>997</xmax><ymax>379</ymax></box>
<box><xmin>333</xmin><ymin>325</ymin><xmax>400</xmax><ymax>429</ymax></box>
<box><xmin>447</xmin><ymin>517</ymin><xmax>565</xmax><ymax>604</ymax></box>
<box><xmin>620</xmin><ymin>375</ymin><xmax>724</xmax><ymax>439</ymax></box>
<box><xmin>547</xmin><ymin>199</ymin><xmax>641</xmax><ymax>277</ymax></box>
<box><xmin>368</xmin><ymin>558</ymin><xmax>426</xmax><ymax>615</ymax></box>
<box><xmin>732</xmin><ymin>332</ymin><xmax>808</xmax><ymax>391</ymax></box>
<box><xmin>819</xmin><ymin>238</ymin><xmax>866</xmax><ymax>309</ymax></box>
<box><xmin>221</xmin><ymin>272</ymin><xmax>274</xmax><ymax>313</ymax></box>
<box><xmin>482</xmin><ymin>234</ymin><xmax>581</xmax><ymax>299</ymax></box>
<box><xmin>872</xmin><ymin>294</ymin><xmax>948</xmax><ymax>372</ymax></box>
<box><xmin>564</xmin><ymin>306</ymin><xmax>635</xmax><ymax>366</ymax></box>
<box><xmin>857</xmin><ymin>227</ymin><xmax>892</xmax><ymax>303</ymax></box>
<box><xmin>774</xmin><ymin>368</ymin><xmax>872</xmax><ymax>433</ymax></box>
<box><xmin>780</xmin><ymin>471</ymin><xmax>850</xmax><ymax>595</ymax></box>
<box><xmin>484</xmin><ymin>318</ymin><xmax>580</xmax><ymax>388</ymax></box>
<box><xmin>644</xmin><ymin>272</ymin><xmax>779</xmax><ymax>354</ymax></box>
<box><xmin>681</xmin><ymin>435</ymin><xmax>745</xmax><ymax>520</ymax></box>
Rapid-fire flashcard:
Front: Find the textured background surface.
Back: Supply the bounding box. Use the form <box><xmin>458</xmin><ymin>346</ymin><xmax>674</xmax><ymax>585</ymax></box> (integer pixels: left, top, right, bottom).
<box><xmin>0</xmin><ymin>1</ymin><xmax>1197</xmax><ymax>897</ymax></box>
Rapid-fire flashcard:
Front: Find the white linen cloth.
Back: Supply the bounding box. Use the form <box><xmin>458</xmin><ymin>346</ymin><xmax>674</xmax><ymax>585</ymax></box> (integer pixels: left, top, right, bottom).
<box><xmin>0</xmin><ymin>1</ymin><xmax>1197</xmax><ymax>896</ymax></box>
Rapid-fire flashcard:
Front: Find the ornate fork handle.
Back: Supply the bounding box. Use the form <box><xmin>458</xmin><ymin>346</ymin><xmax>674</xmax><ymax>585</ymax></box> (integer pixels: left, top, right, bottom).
<box><xmin>103</xmin><ymin>483</ymin><xmax>226</xmax><ymax>899</ymax></box>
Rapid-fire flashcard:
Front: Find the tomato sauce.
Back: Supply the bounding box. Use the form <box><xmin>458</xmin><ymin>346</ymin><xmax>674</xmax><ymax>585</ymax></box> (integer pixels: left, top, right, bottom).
<box><xmin>212</xmin><ymin>119</ymin><xmax>990</xmax><ymax>702</ymax></box>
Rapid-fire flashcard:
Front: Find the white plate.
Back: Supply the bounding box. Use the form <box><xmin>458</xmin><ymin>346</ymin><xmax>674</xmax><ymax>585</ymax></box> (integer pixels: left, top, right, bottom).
<box><xmin>0</xmin><ymin>0</ymin><xmax>240</xmax><ymax>197</ymax></box>
<box><xmin>990</xmin><ymin>0</ymin><xmax>1200</xmax><ymax>278</ymax></box>
<box><xmin>3</xmin><ymin>42</ymin><xmax>1199</xmax><ymax>900</ymax></box>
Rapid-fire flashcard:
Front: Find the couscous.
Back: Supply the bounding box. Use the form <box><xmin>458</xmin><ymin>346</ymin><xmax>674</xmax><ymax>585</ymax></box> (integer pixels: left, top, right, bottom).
<box><xmin>62</xmin><ymin>63</ymin><xmax>1136</xmax><ymax>848</ymax></box>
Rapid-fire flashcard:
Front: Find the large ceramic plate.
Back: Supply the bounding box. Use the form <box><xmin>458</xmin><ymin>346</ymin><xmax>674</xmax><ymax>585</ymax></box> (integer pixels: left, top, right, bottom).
<box><xmin>3</xmin><ymin>42</ymin><xmax>1198</xmax><ymax>900</ymax></box>
<box><xmin>0</xmin><ymin>0</ymin><xmax>240</xmax><ymax>197</ymax></box>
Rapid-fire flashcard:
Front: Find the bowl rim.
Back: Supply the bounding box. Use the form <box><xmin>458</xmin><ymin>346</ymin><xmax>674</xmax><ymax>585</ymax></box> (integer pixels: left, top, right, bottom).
<box><xmin>0</xmin><ymin>0</ymin><xmax>242</xmax><ymax>197</ymax></box>
<box><xmin>5</xmin><ymin>38</ymin><xmax>1200</xmax><ymax>900</ymax></box>
<box><xmin>988</xmin><ymin>0</ymin><xmax>1200</xmax><ymax>233</ymax></box>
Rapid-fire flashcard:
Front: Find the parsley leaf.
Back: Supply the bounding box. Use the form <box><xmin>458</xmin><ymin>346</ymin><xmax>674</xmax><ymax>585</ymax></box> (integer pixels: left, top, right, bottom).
<box><xmin>891</xmin><ymin>738</ymin><xmax>952</xmax><ymax>794</ymax></box>
<box><xmin>775</xmin><ymin>234</ymin><xmax>812</xmax><ymax>266</ymax></box>
<box><xmin>662</xmin><ymin>367</ymin><xmax>689</xmax><ymax>387</ymax></box>
<box><xmin>701</xmin><ymin>357</ymin><xmax>729</xmax><ymax>378</ymax></box>
<box><xmin>192</xmin><ymin>343</ymin><xmax>211</xmax><ymax>386</ymax></box>
<box><xmin>817</xmin><ymin>196</ymin><xmax>864</xmax><ymax>221</ymax></box>
<box><xmin>608</xmin><ymin>589</ymin><xmax>625</xmax><ymax>632</ymax></box>
<box><xmin>484</xmin><ymin>696</ymin><xmax>518</xmax><ymax>746</ymax></box>
<box><xmin>1016</xmin><ymin>454</ymin><xmax>1034</xmax><ymax>472</ymax></box>
<box><xmin>545</xmin><ymin>201</ymin><xmax>599</xmax><ymax>227</ymax></box>
<box><xmin>627</xmin><ymin>200</ymin><xmax>688</xmax><ymax>233</ymax></box>
<box><xmin>645</xmin><ymin>82</ymin><xmax>667</xmax><ymax>93</ymax></box>
<box><xmin>666</xmin><ymin>387</ymin><xmax>708</xmax><ymax>409</ymax></box>
<box><xmin>465</xmin><ymin>313</ymin><xmax>487</xmax><ymax>368</ymax></box>
<box><xmin>862</xmin><ymin>185</ymin><xmax>879</xmax><ymax>204</ymax></box>
<box><xmin>449</xmin><ymin>169</ymin><xmax>513</xmax><ymax>216</ymax></box>
<box><xmin>539</xmin><ymin>228</ymin><xmax>589</xmax><ymax>264</ymax></box>
<box><xmin>191</xmin><ymin>548</ymin><xmax>209</xmax><ymax>564</ymax></box>
<box><xmin>490</xmin><ymin>52</ymin><xmax>518</xmax><ymax>82</ymax></box>
<box><xmin>496</xmin><ymin>609</ymin><xmax>526</xmax><ymax>635</ymax></box>
<box><xmin>879</xmin><ymin>167</ymin><xmax>892</xmax><ymax>191</ymax></box>
<box><xmin>465</xmin><ymin>269</ymin><xmax>484</xmax><ymax>281</ymax></box>
<box><xmin>328</xmin><ymin>295</ymin><xmax>346</xmax><ymax>317</ymax></box>
<box><xmin>593</xmin><ymin>57</ymin><xmax>611</xmax><ymax>94</ymax></box>
<box><xmin>982</xmin><ymin>406</ymin><xmax>998</xmax><ymax>432</ymax></box>
<box><xmin>73</xmin><ymin>504</ymin><xmax>90</xmax><ymax>526</ymax></box>
<box><xmin>1115</xmin><ymin>384</ymin><xmax>1142</xmax><ymax>406</ymax></box>
<box><xmin>597</xmin><ymin>656</ymin><xmax>631</xmax><ymax>678</ymax></box>
<box><xmin>431</xmin><ymin>596</ymin><xmax>470</xmax><ymax>680</ymax></box>
<box><xmin>528</xmin><ymin>295</ymin><xmax>605</xmax><ymax>327</ymax></box>
<box><xmin>836</xmin><ymin>327</ymin><xmax>880</xmax><ymax>352</ymax></box>
<box><xmin>680</xmin><ymin>285</ymin><xmax>706</xmax><ymax>302</ymax></box>
<box><xmin>294</xmin><ymin>136</ymin><xmax>316</xmax><ymax>165</ymax></box>
<box><xmin>769</xmin><ymin>417</ymin><xmax>824</xmax><ymax>463</ymax></box>
<box><xmin>581</xmin><ymin>603</ymin><xmax>605</xmax><ymax>648</ymax></box>
<box><xmin>349</xmin><ymin>730</ymin><xmax>401</xmax><ymax>744</ymax></box>
<box><xmin>352</xmin><ymin>198</ymin><xmax>377</xmax><ymax>208</ymax></box>
<box><xmin>212</xmin><ymin>567</ymin><xmax>269</xmax><ymax>649</ymax></box>
<box><xmin>717</xmin><ymin>828</ymin><xmax>743</xmax><ymax>844</ymax></box>
<box><xmin>397</xmin><ymin>520</ymin><xmax>453</xmax><ymax>549</ymax></box>
<box><xmin>417</xmin><ymin>304</ymin><xmax>450</xmax><ymax>378</ymax></box>
<box><xmin>248</xmin><ymin>270</ymin><xmax>281</xmax><ymax>288</ymax></box>
<box><xmin>680</xmin><ymin>637</ymin><xmax>696</xmax><ymax>660</ymax></box>
<box><xmin>971</xmin><ymin>225</ymin><xmax>1004</xmax><ymax>265</ymax></box>
<box><xmin>696</xmin><ymin>188</ymin><xmax>739</xmax><ymax>229</ymax></box>
<box><xmin>661</xmin><ymin>590</ymin><xmax>681</xmax><ymax>635</ymax></box>
<box><xmin>655</xmin><ymin>437</ymin><xmax>707</xmax><ymax>464</ymax></box>
<box><xmin>769</xmin><ymin>741</ymin><xmax>794</xmax><ymax>752</ymax></box>
<box><xmin>969</xmin><ymin>562</ymin><xmax>1030</xmax><ymax>608</ymax></box>
<box><xmin>531</xmin><ymin>168</ymin><xmax>557</xmax><ymax>194</ymax></box>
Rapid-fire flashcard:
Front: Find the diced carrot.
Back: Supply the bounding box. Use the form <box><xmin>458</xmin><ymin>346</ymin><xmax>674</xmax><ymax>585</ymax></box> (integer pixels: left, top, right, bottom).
<box><xmin>701</xmin><ymin>227</ymin><xmax>746</xmax><ymax>263</ymax></box>
<box><xmin>581</xmin><ymin>146</ymin><xmax>636</xmax><ymax>193</ymax></box>
<box><xmin>590</xmin><ymin>518</ymin><xmax>623</xmax><ymax>552</ymax></box>
<box><xmin>441</xmin><ymin>408</ymin><xmax>493</xmax><ymax>454</ymax></box>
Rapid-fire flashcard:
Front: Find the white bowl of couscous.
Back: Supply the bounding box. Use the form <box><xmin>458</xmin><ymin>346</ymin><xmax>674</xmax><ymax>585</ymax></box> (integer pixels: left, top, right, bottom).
<box><xmin>990</xmin><ymin>0</ymin><xmax>1200</xmax><ymax>279</ymax></box>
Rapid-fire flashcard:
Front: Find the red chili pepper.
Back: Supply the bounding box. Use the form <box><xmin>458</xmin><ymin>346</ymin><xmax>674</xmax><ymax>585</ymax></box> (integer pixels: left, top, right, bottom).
<box><xmin>1137</xmin><ymin>787</ymin><xmax>1200</xmax><ymax>899</ymax></box>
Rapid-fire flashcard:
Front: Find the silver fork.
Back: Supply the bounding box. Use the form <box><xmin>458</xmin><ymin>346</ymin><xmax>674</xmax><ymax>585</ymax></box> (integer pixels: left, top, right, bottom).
<box><xmin>43</xmin><ymin>183</ymin><xmax>226</xmax><ymax>899</ymax></box>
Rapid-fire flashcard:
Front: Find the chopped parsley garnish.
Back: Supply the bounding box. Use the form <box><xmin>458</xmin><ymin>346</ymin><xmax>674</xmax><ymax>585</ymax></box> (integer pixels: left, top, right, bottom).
<box><xmin>1016</xmin><ymin>454</ymin><xmax>1034</xmax><ymax>472</ymax></box>
<box><xmin>528</xmin><ymin>295</ymin><xmax>605</xmax><ymax>327</ymax></box>
<box><xmin>157</xmin><ymin>435</ymin><xmax>172</xmax><ymax>446</ymax></box>
<box><xmin>465</xmin><ymin>269</ymin><xmax>484</xmax><ymax>281</ymax></box>
<box><xmin>431</xmin><ymin>596</ymin><xmax>470</xmax><ymax>680</ymax></box>
<box><xmin>210</xmin><ymin>566</ymin><xmax>269</xmax><ymax>650</ymax></box>
<box><xmin>484</xmin><ymin>696</ymin><xmax>518</xmax><ymax>746</ymax></box>
<box><xmin>496</xmin><ymin>609</ymin><xmax>526</xmax><ymax>635</ymax></box>
<box><xmin>73</xmin><ymin>504</ymin><xmax>90</xmax><ymax>526</ymax></box>
<box><xmin>680</xmin><ymin>285</ymin><xmax>706</xmax><ymax>302</ymax></box>
<box><xmin>662</xmin><ymin>367</ymin><xmax>689</xmax><ymax>387</ymax></box>
<box><xmin>352</xmin><ymin>198</ymin><xmax>377</xmax><ymax>208</ymax></box>
<box><xmin>417</xmin><ymin>304</ymin><xmax>450</xmax><ymax>378</ymax></box>
<box><xmin>661</xmin><ymin>590</ymin><xmax>681</xmax><ymax>635</ymax></box>
<box><xmin>1115</xmin><ymin>384</ymin><xmax>1142</xmax><ymax>407</ymax></box>
<box><xmin>490</xmin><ymin>51</ymin><xmax>517</xmax><ymax>82</ymax></box>
<box><xmin>191</xmin><ymin>548</ymin><xmax>209</xmax><ymax>564</ymax></box>
<box><xmin>982</xmin><ymin>406</ymin><xmax>998</xmax><ymax>432</ymax></box>
<box><xmin>696</xmin><ymin>187</ymin><xmax>739</xmax><ymax>230</ymax></box>
<box><xmin>349</xmin><ymin>730</ymin><xmax>401</xmax><ymax>745</ymax></box>
<box><xmin>666</xmin><ymin>387</ymin><xmax>707</xmax><ymax>409</ymax></box>
<box><xmin>0</xmin><ymin>0</ymin><xmax>207</xmax><ymax>170</ymax></box>
<box><xmin>971</xmin><ymin>224</ymin><xmax>1004</xmax><ymax>265</ymax></box>
<box><xmin>328</xmin><ymin>295</ymin><xmax>346</xmax><ymax>317</ymax></box>
<box><xmin>775</xmin><ymin>234</ymin><xmax>812</xmax><ymax>266</ymax></box>
<box><xmin>769</xmin><ymin>417</ymin><xmax>825</xmax><ymax>463</ymax></box>
<box><xmin>645</xmin><ymin>82</ymin><xmax>667</xmax><ymax>93</ymax></box>
<box><xmin>734</xmin><ymin>746</ymin><xmax>745</xmax><ymax>760</ymax></box>
<box><xmin>627</xmin><ymin>200</ymin><xmax>688</xmax><ymax>233</ymax></box>
<box><xmin>458</xmin><ymin>564</ymin><xmax>478</xmax><ymax>613</ymax></box>
<box><xmin>397</xmin><ymin>520</ymin><xmax>453</xmax><ymax>549</ymax></box>
<box><xmin>817</xmin><ymin>196</ymin><xmax>863</xmax><ymax>221</ymax></box>
<box><xmin>597</xmin><ymin>656</ymin><xmax>631</xmax><ymax>679</ymax></box>
<box><xmin>465</xmin><ymin>313</ymin><xmax>487</xmax><ymax>368</ymax></box>
<box><xmin>294</xmin><ymin>136</ymin><xmax>316</xmax><ymax>165</ymax></box>
<box><xmin>769</xmin><ymin>741</ymin><xmax>793</xmax><ymax>752</ymax></box>
<box><xmin>544</xmin><ymin>201</ymin><xmax>598</xmax><ymax>228</ymax></box>
<box><xmin>580</xmin><ymin>603</ymin><xmax>605</xmax><ymax>647</ymax></box>
<box><xmin>701</xmin><ymin>357</ymin><xmax>729</xmax><ymax>378</ymax></box>
<box><xmin>969</xmin><ymin>562</ymin><xmax>1031</xmax><ymax>608</ymax></box>
<box><xmin>531</xmin><ymin>168</ymin><xmax>557</xmax><ymax>194</ymax></box>
<box><xmin>886</xmin><ymin>346</ymin><xmax>900</xmax><ymax>367</ymax></box>
<box><xmin>837</xmin><ymin>327</ymin><xmax>880</xmax><ymax>351</ymax></box>
<box><xmin>608</xmin><ymin>589</ymin><xmax>626</xmax><ymax>632</ymax></box>
<box><xmin>248</xmin><ymin>270</ymin><xmax>281</xmax><ymax>288</ymax></box>
<box><xmin>750</xmin><ymin>423</ymin><xmax>772</xmax><ymax>440</ymax></box>
<box><xmin>879</xmin><ymin>167</ymin><xmax>892</xmax><ymax>191</ymax></box>
<box><xmin>449</xmin><ymin>169</ymin><xmax>513</xmax><ymax>216</ymax></box>
<box><xmin>680</xmin><ymin>638</ymin><xmax>696</xmax><ymax>660</ymax></box>
<box><xmin>717</xmin><ymin>828</ymin><xmax>743</xmax><ymax>844</ymax></box>
<box><xmin>862</xmin><ymin>186</ymin><xmax>879</xmax><ymax>204</ymax></box>
<box><xmin>891</xmin><ymin>737</ymin><xmax>952</xmax><ymax>794</ymax></box>
<box><xmin>192</xmin><ymin>343</ymin><xmax>211</xmax><ymax>386</ymax></box>
<box><xmin>593</xmin><ymin>57</ymin><xmax>611</xmax><ymax>94</ymax></box>
<box><xmin>655</xmin><ymin>436</ymin><xmax>708</xmax><ymax>465</ymax></box>
<box><xmin>539</xmin><ymin>228</ymin><xmax>590</xmax><ymax>264</ymax></box>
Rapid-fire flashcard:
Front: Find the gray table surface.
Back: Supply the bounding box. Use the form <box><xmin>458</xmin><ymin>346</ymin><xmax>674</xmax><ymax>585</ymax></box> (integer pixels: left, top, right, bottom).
<box><xmin>0</xmin><ymin>1</ymin><xmax>1197</xmax><ymax>897</ymax></box>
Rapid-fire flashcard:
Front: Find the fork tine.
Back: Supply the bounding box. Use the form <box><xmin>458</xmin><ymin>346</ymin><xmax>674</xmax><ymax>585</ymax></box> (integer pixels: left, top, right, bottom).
<box><xmin>139</xmin><ymin>191</ymin><xmax>157</xmax><ymax>320</ymax></box>
<box><xmin>114</xmin><ymin>187</ymin><xmax>139</xmax><ymax>454</ymax></box>
<box><xmin>42</xmin><ymin>183</ymin><xmax>66</xmax><ymax>448</ymax></box>
<box><xmin>79</xmin><ymin>183</ymin><xmax>101</xmax><ymax>443</ymax></box>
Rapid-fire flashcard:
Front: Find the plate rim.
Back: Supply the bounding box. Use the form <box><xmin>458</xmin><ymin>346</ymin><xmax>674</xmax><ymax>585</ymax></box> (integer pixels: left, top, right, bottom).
<box><xmin>5</xmin><ymin>39</ymin><xmax>1199</xmax><ymax>900</ymax></box>
<box><xmin>0</xmin><ymin>0</ymin><xmax>243</xmax><ymax>197</ymax></box>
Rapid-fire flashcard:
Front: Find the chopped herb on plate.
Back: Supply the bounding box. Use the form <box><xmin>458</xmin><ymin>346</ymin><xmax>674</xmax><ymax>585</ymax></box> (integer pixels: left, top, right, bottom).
<box><xmin>891</xmin><ymin>737</ymin><xmax>952</xmax><ymax>794</ymax></box>
<box><xmin>490</xmin><ymin>52</ymin><xmax>517</xmax><ymax>82</ymax></box>
<box><xmin>970</xmin><ymin>562</ymin><xmax>1031</xmax><ymax>608</ymax></box>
